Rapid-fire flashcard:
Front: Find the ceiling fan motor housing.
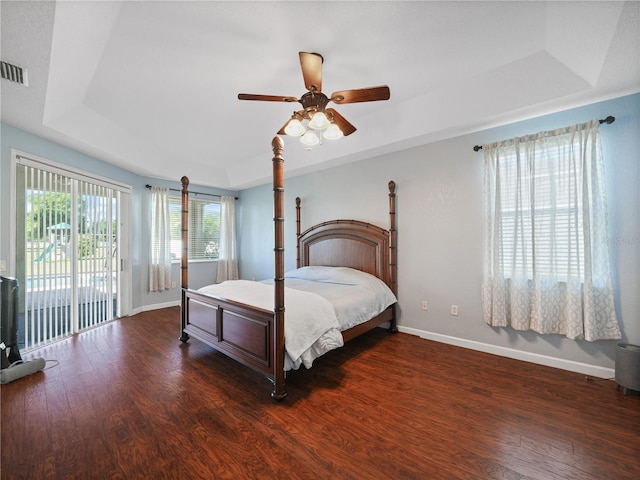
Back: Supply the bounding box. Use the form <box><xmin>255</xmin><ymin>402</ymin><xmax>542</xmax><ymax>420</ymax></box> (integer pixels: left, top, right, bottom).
<box><xmin>300</xmin><ymin>91</ymin><xmax>329</xmax><ymax>113</ymax></box>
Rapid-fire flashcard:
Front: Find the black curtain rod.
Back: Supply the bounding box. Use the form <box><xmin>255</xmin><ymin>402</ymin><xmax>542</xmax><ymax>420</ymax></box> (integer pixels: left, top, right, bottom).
<box><xmin>473</xmin><ymin>115</ymin><xmax>615</xmax><ymax>152</ymax></box>
<box><xmin>145</xmin><ymin>184</ymin><xmax>238</xmax><ymax>200</ymax></box>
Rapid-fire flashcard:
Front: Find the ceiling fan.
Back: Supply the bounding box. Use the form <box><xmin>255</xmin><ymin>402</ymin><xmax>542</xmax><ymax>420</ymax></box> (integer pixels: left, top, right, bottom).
<box><xmin>238</xmin><ymin>52</ymin><xmax>390</xmax><ymax>146</ymax></box>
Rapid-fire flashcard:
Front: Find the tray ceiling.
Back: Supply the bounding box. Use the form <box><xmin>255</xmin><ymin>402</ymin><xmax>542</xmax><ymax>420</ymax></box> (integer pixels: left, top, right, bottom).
<box><xmin>1</xmin><ymin>1</ymin><xmax>638</xmax><ymax>189</ymax></box>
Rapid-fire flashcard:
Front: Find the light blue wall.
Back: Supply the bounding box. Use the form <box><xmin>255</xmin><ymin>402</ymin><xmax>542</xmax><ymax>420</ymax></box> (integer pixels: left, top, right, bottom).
<box><xmin>2</xmin><ymin>93</ymin><xmax>637</xmax><ymax>372</ymax></box>
<box><xmin>238</xmin><ymin>93</ymin><xmax>640</xmax><ymax>373</ymax></box>
<box><xmin>0</xmin><ymin>123</ymin><xmax>238</xmax><ymax>312</ymax></box>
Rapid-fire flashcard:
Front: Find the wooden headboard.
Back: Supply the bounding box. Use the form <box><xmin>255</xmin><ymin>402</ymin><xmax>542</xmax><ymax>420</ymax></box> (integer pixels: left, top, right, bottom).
<box><xmin>295</xmin><ymin>181</ymin><xmax>397</xmax><ymax>294</ymax></box>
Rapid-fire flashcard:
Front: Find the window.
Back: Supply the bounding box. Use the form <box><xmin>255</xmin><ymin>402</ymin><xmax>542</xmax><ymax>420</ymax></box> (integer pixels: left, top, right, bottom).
<box><xmin>497</xmin><ymin>147</ymin><xmax>584</xmax><ymax>281</ymax></box>
<box><xmin>169</xmin><ymin>197</ymin><xmax>220</xmax><ymax>260</ymax></box>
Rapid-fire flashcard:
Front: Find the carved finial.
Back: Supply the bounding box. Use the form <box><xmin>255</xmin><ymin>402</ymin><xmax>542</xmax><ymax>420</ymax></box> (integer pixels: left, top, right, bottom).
<box><xmin>296</xmin><ymin>197</ymin><xmax>301</xmax><ymax>207</ymax></box>
<box><xmin>181</xmin><ymin>176</ymin><xmax>189</xmax><ymax>192</ymax></box>
<box><xmin>388</xmin><ymin>180</ymin><xmax>396</xmax><ymax>195</ymax></box>
<box><xmin>272</xmin><ymin>136</ymin><xmax>284</xmax><ymax>156</ymax></box>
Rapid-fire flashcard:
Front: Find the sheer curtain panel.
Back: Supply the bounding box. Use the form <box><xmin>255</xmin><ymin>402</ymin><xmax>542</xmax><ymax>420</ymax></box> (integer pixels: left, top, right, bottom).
<box><xmin>482</xmin><ymin>119</ymin><xmax>621</xmax><ymax>341</ymax></box>
<box><xmin>149</xmin><ymin>187</ymin><xmax>172</xmax><ymax>291</ymax></box>
<box><xmin>216</xmin><ymin>196</ymin><xmax>239</xmax><ymax>282</ymax></box>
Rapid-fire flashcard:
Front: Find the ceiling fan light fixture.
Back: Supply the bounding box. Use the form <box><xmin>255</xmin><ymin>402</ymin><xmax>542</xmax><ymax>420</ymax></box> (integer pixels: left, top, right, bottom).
<box><xmin>284</xmin><ymin>118</ymin><xmax>305</xmax><ymax>136</ymax></box>
<box><xmin>323</xmin><ymin>123</ymin><xmax>344</xmax><ymax>140</ymax></box>
<box><xmin>308</xmin><ymin>111</ymin><xmax>330</xmax><ymax>130</ymax></box>
<box><xmin>300</xmin><ymin>130</ymin><xmax>320</xmax><ymax>146</ymax></box>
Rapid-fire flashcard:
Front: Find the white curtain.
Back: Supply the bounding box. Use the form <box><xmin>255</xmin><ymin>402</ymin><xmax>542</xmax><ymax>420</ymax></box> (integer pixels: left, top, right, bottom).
<box><xmin>216</xmin><ymin>195</ymin><xmax>239</xmax><ymax>282</ymax></box>
<box><xmin>149</xmin><ymin>187</ymin><xmax>172</xmax><ymax>291</ymax></box>
<box><xmin>482</xmin><ymin>119</ymin><xmax>621</xmax><ymax>341</ymax></box>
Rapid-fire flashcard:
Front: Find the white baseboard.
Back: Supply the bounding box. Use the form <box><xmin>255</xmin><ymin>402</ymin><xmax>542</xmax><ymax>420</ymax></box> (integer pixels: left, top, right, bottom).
<box><xmin>398</xmin><ymin>326</ymin><xmax>615</xmax><ymax>379</ymax></box>
<box><xmin>130</xmin><ymin>300</ymin><xmax>180</xmax><ymax>316</ymax></box>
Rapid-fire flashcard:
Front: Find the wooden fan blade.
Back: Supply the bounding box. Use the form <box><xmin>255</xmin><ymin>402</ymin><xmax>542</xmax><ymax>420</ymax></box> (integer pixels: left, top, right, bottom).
<box><xmin>326</xmin><ymin>108</ymin><xmax>356</xmax><ymax>136</ymax></box>
<box><xmin>330</xmin><ymin>86</ymin><xmax>390</xmax><ymax>104</ymax></box>
<box><xmin>238</xmin><ymin>93</ymin><xmax>298</xmax><ymax>102</ymax></box>
<box><xmin>299</xmin><ymin>52</ymin><xmax>323</xmax><ymax>93</ymax></box>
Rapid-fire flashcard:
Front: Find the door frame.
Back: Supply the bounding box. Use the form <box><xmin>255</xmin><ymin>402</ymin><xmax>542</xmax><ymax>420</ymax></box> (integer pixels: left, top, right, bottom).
<box><xmin>9</xmin><ymin>148</ymin><xmax>133</xmax><ymax>323</ymax></box>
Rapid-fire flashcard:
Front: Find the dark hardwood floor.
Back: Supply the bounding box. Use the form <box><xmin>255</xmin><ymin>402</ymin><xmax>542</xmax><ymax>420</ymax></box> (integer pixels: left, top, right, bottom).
<box><xmin>2</xmin><ymin>307</ymin><xmax>639</xmax><ymax>479</ymax></box>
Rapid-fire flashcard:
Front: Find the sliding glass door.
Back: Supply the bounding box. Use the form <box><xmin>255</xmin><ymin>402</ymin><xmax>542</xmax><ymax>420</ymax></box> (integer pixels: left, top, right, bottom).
<box><xmin>13</xmin><ymin>153</ymin><xmax>130</xmax><ymax>351</ymax></box>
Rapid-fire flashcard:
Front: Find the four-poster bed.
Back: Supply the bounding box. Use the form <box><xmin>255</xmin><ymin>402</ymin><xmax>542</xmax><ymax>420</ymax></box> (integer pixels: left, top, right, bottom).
<box><xmin>179</xmin><ymin>137</ymin><xmax>398</xmax><ymax>400</ymax></box>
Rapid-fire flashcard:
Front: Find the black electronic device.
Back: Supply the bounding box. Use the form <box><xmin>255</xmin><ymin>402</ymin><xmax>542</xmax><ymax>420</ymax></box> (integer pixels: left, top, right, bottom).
<box><xmin>1</xmin><ymin>276</ymin><xmax>46</xmax><ymax>383</ymax></box>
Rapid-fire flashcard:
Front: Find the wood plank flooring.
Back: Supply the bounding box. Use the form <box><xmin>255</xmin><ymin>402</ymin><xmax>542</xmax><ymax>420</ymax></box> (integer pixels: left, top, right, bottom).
<box><xmin>2</xmin><ymin>306</ymin><xmax>639</xmax><ymax>479</ymax></box>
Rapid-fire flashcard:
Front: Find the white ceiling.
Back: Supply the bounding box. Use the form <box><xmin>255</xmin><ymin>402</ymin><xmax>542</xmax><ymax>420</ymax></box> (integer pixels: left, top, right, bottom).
<box><xmin>2</xmin><ymin>1</ymin><xmax>639</xmax><ymax>190</ymax></box>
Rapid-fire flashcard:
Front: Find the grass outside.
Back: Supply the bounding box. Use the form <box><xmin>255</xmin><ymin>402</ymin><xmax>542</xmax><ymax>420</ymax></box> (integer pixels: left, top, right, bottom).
<box><xmin>25</xmin><ymin>241</ymin><xmax>117</xmax><ymax>280</ymax></box>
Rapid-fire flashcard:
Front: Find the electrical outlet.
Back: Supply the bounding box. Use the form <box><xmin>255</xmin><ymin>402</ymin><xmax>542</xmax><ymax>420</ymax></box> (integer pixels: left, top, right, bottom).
<box><xmin>451</xmin><ymin>305</ymin><xmax>459</xmax><ymax>316</ymax></box>
<box><xmin>0</xmin><ymin>260</ymin><xmax>6</xmax><ymax>271</ymax></box>
<box><xmin>421</xmin><ymin>300</ymin><xmax>428</xmax><ymax>311</ymax></box>
<box><xmin>171</xmin><ymin>282</ymin><xmax>177</xmax><ymax>288</ymax></box>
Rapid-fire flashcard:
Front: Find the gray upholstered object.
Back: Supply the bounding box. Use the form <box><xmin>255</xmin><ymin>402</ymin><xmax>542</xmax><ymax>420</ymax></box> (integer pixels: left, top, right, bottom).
<box><xmin>615</xmin><ymin>344</ymin><xmax>640</xmax><ymax>394</ymax></box>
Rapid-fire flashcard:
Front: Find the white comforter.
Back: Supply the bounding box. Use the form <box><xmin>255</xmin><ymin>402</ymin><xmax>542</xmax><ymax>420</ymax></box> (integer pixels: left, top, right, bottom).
<box><xmin>198</xmin><ymin>266</ymin><xmax>397</xmax><ymax>371</ymax></box>
<box><xmin>280</xmin><ymin>266</ymin><xmax>398</xmax><ymax>330</ymax></box>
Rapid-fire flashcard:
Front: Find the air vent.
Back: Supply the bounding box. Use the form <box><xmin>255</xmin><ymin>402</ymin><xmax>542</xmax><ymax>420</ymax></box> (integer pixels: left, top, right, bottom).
<box><xmin>1</xmin><ymin>60</ymin><xmax>28</xmax><ymax>86</ymax></box>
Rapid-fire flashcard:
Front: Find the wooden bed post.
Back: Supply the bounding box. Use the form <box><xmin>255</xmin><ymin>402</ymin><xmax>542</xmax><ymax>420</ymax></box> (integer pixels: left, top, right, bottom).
<box><xmin>388</xmin><ymin>180</ymin><xmax>398</xmax><ymax>333</ymax></box>
<box><xmin>271</xmin><ymin>137</ymin><xmax>287</xmax><ymax>401</ymax></box>
<box><xmin>179</xmin><ymin>176</ymin><xmax>190</xmax><ymax>342</ymax></box>
<box><xmin>295</xmin><ymin>197</ymin><xmax>301</xmax><ymax>269</ymax></box>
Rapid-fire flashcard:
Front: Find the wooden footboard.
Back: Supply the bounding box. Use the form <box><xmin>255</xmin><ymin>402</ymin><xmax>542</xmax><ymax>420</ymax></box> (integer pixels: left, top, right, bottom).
<box><xmin>179</xmin><ymin>139</ymin><xmax>287</xmax><ymax>400</ymax></box>
<box><xmin>182</xmin><ymin>289</ymin><xmax>275</xmax><ymax>374</ymax></box>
